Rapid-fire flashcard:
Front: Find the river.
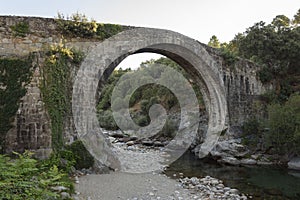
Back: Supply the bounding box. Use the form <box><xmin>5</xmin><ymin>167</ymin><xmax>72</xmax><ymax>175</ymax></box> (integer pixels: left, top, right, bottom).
<box><xmin>164</xmin><ymin>151</ymin><xmax>300</xmax><ymax>200</ymax></box>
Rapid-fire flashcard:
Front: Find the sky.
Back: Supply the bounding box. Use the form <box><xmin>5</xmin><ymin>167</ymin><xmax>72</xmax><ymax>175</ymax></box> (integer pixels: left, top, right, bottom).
<box><xmin>1</xmin><ymin>0</ymin><xmax>300</xmax><ymax>69</ymax></box>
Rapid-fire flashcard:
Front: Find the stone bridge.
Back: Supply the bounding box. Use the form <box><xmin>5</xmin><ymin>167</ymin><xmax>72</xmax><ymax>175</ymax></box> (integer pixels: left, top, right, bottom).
<box><xmin>0</xmin><ymin>16</ymin><xmax>269</xmax><ymax>158</ymax></box>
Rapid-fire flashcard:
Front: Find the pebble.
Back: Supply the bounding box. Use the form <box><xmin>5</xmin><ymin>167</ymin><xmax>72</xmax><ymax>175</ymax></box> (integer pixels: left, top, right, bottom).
<box><xmin>179</xmin><ymin>176</ymin><xmax>247</xmax><ymax>199</ymax></box>
<box><xmin>60</xmin><ymin>192</ymin><xmax>70</xmax><ymax>199</ymax></box>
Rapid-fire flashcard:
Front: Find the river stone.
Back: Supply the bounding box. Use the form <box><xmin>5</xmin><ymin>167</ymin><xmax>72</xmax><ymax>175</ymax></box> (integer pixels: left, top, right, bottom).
<box><xmin>60</xmin><ymin>192</ymin><xmax>70</xmax><ymax>199</ymax></box>
<box><xmin>288</xmin><ymin>157</ymin><xmax>300</xmax><ymax>170</ymax></box>
<box><xmin>240</xmin><ymin>158</ymin><xmax>257</xmax><ymax>165</ymax></box>
<box><xmin>109</xmin><ymin>132</ymin><xmax>124</xmax><ymax>138</ymax></box>
<box><xmin>219</xmin><ymin>156</ymin><xmax>240</xmax><ymax>165</ymax></box>
<box><xmin>154</xmin><ymin>141</ymin><xmax>164</xmax><ymax>147</ymax></box>
<box><xmin>51</xmin><ymin>186</ymin><xmax>67</xmax><ymax>192</ymax></box>
<box><xmin>229</xmin><ymin>188</ymin><xmax>239</xmax><ymax>194</ymax></box>
<box><xmin>142</xmin><ymin>140</ymin><xmax>154</xmax><ymax>146</ymax></box>
<box><xmin>126</xmin><ymin>141</ymin><xmax>135</xmax><ymax>146</ymax></box>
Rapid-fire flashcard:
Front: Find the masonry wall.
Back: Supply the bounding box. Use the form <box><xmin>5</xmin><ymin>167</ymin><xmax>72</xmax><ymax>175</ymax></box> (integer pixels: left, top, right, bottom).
<box><xmin>0</xmin><ymin>16</ymin><xmax>100</xmax><ymax>157</ymax></box>
<box><xmin>203</xmin><ymin>45</ymin><xmax>272</xmax><ymax>129</ymax></box>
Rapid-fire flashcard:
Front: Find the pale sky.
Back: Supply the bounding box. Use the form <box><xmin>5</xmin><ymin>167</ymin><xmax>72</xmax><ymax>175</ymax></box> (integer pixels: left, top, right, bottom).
<box><xmin>1</xmin><ymin>0</ymin><xmax>299</xmax><ymax>69</ymax></box>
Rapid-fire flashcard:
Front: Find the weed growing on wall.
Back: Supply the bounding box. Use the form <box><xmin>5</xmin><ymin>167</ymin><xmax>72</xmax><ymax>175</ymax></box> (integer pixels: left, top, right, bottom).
<box><xmin>56</xmin><ymin>12</ymin><xmax>123</xmax><ymax>39</ymax></box>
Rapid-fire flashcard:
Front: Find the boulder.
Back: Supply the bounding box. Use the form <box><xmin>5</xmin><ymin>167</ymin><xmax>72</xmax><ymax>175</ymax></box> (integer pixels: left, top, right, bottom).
<box><xmin>288</xmin><ymin>157</ymin><xmax>300</xmax><ymax>170</ymax></box>
<box><xmin>210</xmin><ymin>139</ymin><xmax>246</xmax><ymax>158</ymax></box>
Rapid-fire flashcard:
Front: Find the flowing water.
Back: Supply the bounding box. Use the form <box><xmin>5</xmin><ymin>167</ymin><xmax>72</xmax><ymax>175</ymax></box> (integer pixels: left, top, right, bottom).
<box><xmin>164</xmin><ymin>151</ymin><xmax>300</xmax><ymax>200</ymax></box>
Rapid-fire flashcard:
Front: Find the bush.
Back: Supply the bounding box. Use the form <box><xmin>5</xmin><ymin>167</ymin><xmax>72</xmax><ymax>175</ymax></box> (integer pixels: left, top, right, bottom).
<box><xmin>264</xmin><ymin>93</ymin><xmax>300</xmax><ymax>155</ymax></box>
<box><xmin>66</xmin><ymin>140</ymin><xmax>94</xmax><ymax>170</ymax></box>
<box><xmin>0</xmin><ymin>151</ymin><xmax>73</xmax><ymax>200</ymax></box>
<box><xmin>241</xmin><ymin>117</ymin><xmax>263</xmax><ymax>147</ymax></box>
<box><xmin>97</xmin><ymin>109</ymin><xmax>118</xmax><ymax>130</ymax></box>
<box><xmin>56</xmin><ymin>12</ymin><xmax>98</xmax><ymax>38</ymax></box>
<box><xmin>56</xmin><ymin>12</ymin><xmax>123</xmax><ymax>39</ymax></box>
<box><xmin>159</xmin><ymin>119</ymin><xmax>177</xmax><ymax>138</ymax></box>
<box><xmin>96</xmin><ymin>23</ymin><xmax>123</xmax><ymax>38</ymax></box>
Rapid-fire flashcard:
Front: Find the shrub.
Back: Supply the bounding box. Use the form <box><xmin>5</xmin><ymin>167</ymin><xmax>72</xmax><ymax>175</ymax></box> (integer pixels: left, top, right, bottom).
<box><xmin>96</xmin><ymin>23</ymin><xmax>123</xmax><ymax>38</ymax></box>
<box><xmin>56</xmin><ymin>12</ymin><xmax>98</xmax><ymax>38</ymax></box>
<box><xmin>241</xmin><ymin>117</ymin><xmax>263</xmax><ymax>147</ymax></box>
<box><xmin>159</xmin><ymin>119</ymin><xmax>177</xmax><ymax>138</ymax></box>
<box><xmin>264</xmin><ymin>93</ymin><xmax>300</xmax><ymax>155</ymax></box>
<box><xmin>0</xmin><ymin>151</ymin><xmax>73</xmax><ymax>199</ymax></box>
<box><xmin>56</xmin><ymin>12</ymin><xmax>123</xmax><ymax>39</ymax></box>
<box><xmin>66</xmin><ymin>140</ymin><xmax>94</xmax><ymax>170</ymax></box>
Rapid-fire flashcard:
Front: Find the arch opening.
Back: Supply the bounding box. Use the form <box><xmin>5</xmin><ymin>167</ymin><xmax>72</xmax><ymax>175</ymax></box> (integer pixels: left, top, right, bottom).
<box><xmin>72</xmin><ymin>28</ymin><xmax>228</xmax><ymax>171</ymax></box>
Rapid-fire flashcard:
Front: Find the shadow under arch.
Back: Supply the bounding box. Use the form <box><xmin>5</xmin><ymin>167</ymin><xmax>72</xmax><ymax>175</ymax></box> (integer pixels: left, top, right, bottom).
<box><xmin>72</xmin><ymin>28</ymin><xmax>228</xmax><ymax>170</ymax></box>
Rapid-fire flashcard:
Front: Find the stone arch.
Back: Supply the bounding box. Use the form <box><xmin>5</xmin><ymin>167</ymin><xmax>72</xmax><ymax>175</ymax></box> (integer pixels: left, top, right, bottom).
<box><xmin>72</xmin><ymin>28</ymin><xmax>228</xmax><ymax>168</ymax></box>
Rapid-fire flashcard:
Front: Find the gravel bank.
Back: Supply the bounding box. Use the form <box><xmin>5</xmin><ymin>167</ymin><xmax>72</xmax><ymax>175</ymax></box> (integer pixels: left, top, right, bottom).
<box><xmin>73</xmin><ymin>172</ymin><xmax>194</xmax><ymax>200</ymax></box>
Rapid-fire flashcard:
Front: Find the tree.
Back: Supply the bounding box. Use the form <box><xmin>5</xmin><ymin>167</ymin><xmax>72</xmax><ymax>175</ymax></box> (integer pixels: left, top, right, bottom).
<box><xmin>272</xmin><ymin>15</ymin><xmax>290</xmax><ymax>31</ymax></box>
<box><xmin>265</xmin><ymin>93</ymin><xmax>300</xmax><ymax>155</ymax></box>
<box><xmin>208</xmin><ymin>35</ymin><xmax>221</xmax><ymax>48</ymax></box>
<box><xmin>236</xmin><ymin>13</ymin><xmax>300</xmax><ymax>101</ymax></box>
<box><xmin>293</xmin><ymin>9</ymin><xmax>300</xmax><ymax>26</ymax></box>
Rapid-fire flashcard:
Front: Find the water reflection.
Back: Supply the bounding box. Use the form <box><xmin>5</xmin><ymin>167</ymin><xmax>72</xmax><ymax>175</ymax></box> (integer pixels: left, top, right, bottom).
<box><xmin>164</xmin><ymin>151</ymin><xmax>300</xmax><ymax>200</ymax></box>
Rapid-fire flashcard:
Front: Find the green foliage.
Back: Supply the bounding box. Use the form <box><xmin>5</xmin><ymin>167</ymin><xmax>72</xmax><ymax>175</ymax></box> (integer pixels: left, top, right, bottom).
<box><xmin>208</xmin><ymin>35</ymin><xmax>221</xmax><ymax>48</ymax></box>
<box><xmin>66</xmin><ymin>140</ymin><xmax>94</xmax><ymax>170</ymax></box>
<box><xmin>0</xmin><ymin>151</ymin><xmax>73</xmax><ymax>200</ymax></box>
<box><xmin>0</xmin><ymin>57</ymin><xmax>32</xmax><ymax>152</ymax></box>
<box><xmin>237</xmin><ymin>15</ymin><xmax>300</xmax><ymax>100</ymax></box>
<box><xmin>97</xmin><ymin>109</ymin><xmax>118</xmax><ymax>130</ymax></box>
<box><xmin>96</xmin><ymin>23</ymin><xmax>123</xmax><ymax>39</ymax></box>
<box><xmin>56</xmin><ymin>12</ymin><xmax>98</xmax><ymax>38</ymax></box>
<box><xmin>10</xmin><ymin>21</ymin><xmax>30</xmax><ymax>37</ymax></box>
<box><xmin>207</xmin><ymin>35</ymin><xmax>239</xmax><ymax>67</ymax></box>
<box><xmin>241</xmin><ymin>117</ymin><xmax>263</xmax><ymax>147</ymax></box>
<box><xmin>264</xmin><ymin>93</ymin><xmax>300</xmax><ymax>155</ymax></box>
<box><xmin>293</xmin><ymin>9</ymin><xmax>300</xmax><ymax>25</ymax></box>
<box><xmin>160</xmin><ymin>119</ymin><xmax>177</xmax><ymax>138</ymax></box>
<box><xmin>42</xmin><ymin>149</ymin><xmax>76</xmax><ymax>173</ymax></box>
<box><xmin>96</xmin><ymin>57</ymin><xmax>203</xmax><ymax>139</ymax></box>
<box><xmin>209</xmin><ymin>9</ymin><xmax>300</xmax><ymax>101</ymax></box>
<box><xmin>56</xmin><ymin>12</ymin><xmax>123</xmax><ymax>39</ymax></box>
<box><xmin>42</xmin><ymin>140</ymin><xmax>94</xmax><ymax>172</ymax></box>
<box><xmin>40</xmin><ymin>42</ymin><xmax>84</xmax><ymax>150</ymax></box>
<box><xmin>219</xmin><ymin>46</ymin><xmax>238</xmax><ymax>67</ymax></box>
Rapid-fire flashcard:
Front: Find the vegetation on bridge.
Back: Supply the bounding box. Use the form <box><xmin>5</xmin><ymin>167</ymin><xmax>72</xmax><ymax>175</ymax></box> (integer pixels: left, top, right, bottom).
<box><xmin>56</xmin><ymin>12</ymin><xmax>123</xmax><ymax>39</ymax></box>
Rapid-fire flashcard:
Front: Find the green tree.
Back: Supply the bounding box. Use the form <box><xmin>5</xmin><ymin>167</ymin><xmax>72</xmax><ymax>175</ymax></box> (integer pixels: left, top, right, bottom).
<box><xmin>265</xmin><ymin>93</ymin><xmax>300</xmax><ymax>155</ymax></box>
<box><xmin>236</xmin><ymin>14</ymin><xmax>300</xmax><ymax>101</ymax></box>
<box><xmin>272</xmin><ymin>15</ymin><xmax>290</xmax><ymax>31</ymax></box>
<box><xmin>208</xmin><ymin>35</ymin><xmax>221</xmax><ymax>48</ymax></box>
<box><xmin>293</xmin><ymin>9</ymin><xmax>300</xmax><ymax>25</ymax></box>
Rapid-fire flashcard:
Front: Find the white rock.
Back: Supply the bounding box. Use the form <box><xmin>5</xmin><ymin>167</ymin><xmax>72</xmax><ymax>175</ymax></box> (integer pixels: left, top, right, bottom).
<box><xmin>240</xmin><ymin>158</ymin><xmax>257</xmax><ymax>165</ymax></box>
<box><xmin>60</xmin><ymin>192</ymin><xmax>70</xmax><ymax>199</ymax></box>
<box><xmin>219</xmin><ymin>156</ymin><xmax>240</xmax><ymax>165</ymax></box>
<box><xmin>288</xmin><ymin>157</ymin><xmax>300</xmax><ymax>170</ymax></box>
